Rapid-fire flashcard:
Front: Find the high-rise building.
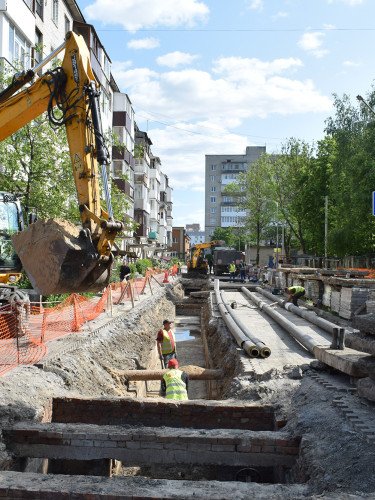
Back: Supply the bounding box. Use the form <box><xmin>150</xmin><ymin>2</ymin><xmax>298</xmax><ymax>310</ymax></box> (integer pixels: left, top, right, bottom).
<box><xmin>205</xmin><ymin>146</ymin><xmax>266</xmax><ymax>239</ymax></box>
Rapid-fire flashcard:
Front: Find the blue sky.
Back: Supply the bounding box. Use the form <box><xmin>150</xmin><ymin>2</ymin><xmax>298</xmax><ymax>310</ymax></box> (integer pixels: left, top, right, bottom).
<box><xmin>77</xmin><ymin>0</ymin><xmax>375</xmax><ymax>229</ymax></box>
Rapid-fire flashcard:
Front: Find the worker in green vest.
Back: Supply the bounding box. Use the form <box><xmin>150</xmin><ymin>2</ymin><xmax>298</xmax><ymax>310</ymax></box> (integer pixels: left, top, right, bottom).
<box><xmin>285</xmin><ymin>286</ymin><xmax>305</xmax><ymax>307</ymax></box>
<box><xmin>161</xmin><ymin>359</ymin><xmax>189</xmax><ymax>400</ymax></box>
<box><xmin>229</xmin><ymin>261</ymin><xmax>236</xmax><ymax>282</ymax></box>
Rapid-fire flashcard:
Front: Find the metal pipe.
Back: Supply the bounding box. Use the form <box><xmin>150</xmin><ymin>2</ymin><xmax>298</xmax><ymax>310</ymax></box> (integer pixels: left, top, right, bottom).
<box><xmin>255</xmin><ymin>286</ymin><xmax>345</xmax><ymax>338</ymax></box>
<box><xmin>214</xmin><ymin>280</ymin><xmax>259</xmax><ymax>357</ymax></box>
<box><xmin>220</xmin><ymin>290</ymin><xmax>271</xmax><ymax>358</ymax></box>
<box><xmin>119</xmin><ymin>366</ymin><xmax>223</xmax><ymax>381</ymax></box>
<box><xmin>242</xmin><ymin>288</ymin><xmax>329</xmax><ymax>354</ymax></box>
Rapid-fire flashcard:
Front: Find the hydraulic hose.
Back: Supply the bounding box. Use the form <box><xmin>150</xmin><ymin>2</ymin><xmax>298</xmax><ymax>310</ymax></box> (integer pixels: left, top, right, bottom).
<box><xmin>214</xmin><ymin>280</ymin><xmax>259</xmax><ymax>357</ymax></box>
<box><xmin>220</xmin><ymin>290</ymin><xmax>271</xmax><ymax>358</ymax></box>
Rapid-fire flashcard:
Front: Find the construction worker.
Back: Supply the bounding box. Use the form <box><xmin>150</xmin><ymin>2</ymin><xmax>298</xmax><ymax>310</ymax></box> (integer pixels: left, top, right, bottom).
<box><xmin>229</xmin><ymin>261</ymin><xmax>236</xmax><ymax>282</ymax></box>
<box><xmin>285</xmin><ymin>285</ymin><xmax>305</xmax><ymax>307</ymax></box>
<box><xmin>156</xmin><ymin>319</ymin><xmax>177</xmax><ymax>368</ymax></box>
<box><xmin>239</xmin><ymin>260</ymin><xmax>246</xmax><ymax>283</ymax></box>
<box><xmin>161</xmin><ymin>358</ymin><xmax>189</xmax><ymax>400</ymax></box>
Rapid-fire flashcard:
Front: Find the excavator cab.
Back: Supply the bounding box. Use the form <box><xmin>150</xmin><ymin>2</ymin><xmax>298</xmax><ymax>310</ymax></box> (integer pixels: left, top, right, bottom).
<box><xmin>0</xmin><ymin>30</ymin><xmax>124</xmax><ymax>295</ymax></box>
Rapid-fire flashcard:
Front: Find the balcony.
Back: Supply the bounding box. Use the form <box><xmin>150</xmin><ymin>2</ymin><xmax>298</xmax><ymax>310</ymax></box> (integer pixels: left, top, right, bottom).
<box><xmin>149</xmin><ymin>167</ymin><xmax>161</xmax><ymax>183</ymax></box>
<box><xmin>113</xmin><ymin>179</ymin><xmax>134</xmax><ymax>199</ymax></box>
<box><xmin>134</xmin><ymin>173</ymin><xmax>148</xmax><ymax>187</ymax></box>
<box><xmin>134</xmin><ymin>199</ymin><xmax>150</xmax><ymax>213</ymax></box>
<box><xmin>134</xmin><ymin>159</ymin><xmax>150</xmax><ymax>174</ymax></box>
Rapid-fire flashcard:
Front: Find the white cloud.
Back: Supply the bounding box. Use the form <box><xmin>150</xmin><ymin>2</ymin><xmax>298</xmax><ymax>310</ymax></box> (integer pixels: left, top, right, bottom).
<box><xmin>156</xmin><ymin>51</ymin><xmax>199</xmax><ymax>68</ymax></box>
<box><xmin>247</xmin><ymin>0</ymin><xmax>264</xmax><ymax>10</ymax></box>
<box><xmin>298</xmin><ymin>32</ymin><xmax>329</xmax><ymax>58</ymax></box>
<box><xmin>112</xmin><ymin>55</ymin><xmax>331</xmax><ymax>192</ymax></box>
<box><xmin>127</xmin><ymin>38</ymin><xmax>160</xmax><ymax>50</ymax></box>
<box><xmin>327</xmin><ymin>0</ymin><xmax>364</xmax><ymax>5</ymax></box>
<box><xmin>343</xmin><ymin>60</ymin><xmax>361</xmax><ymax>67</ymax></box>
<box><xmin>272</xmin><ymin>11</ymin><xmax>289</xmax><ymax>20</ymax></box>
<box><xmin>84</xmin><ymin>0</ymin><xmax>209</xmax><ymax>32</ymax></box>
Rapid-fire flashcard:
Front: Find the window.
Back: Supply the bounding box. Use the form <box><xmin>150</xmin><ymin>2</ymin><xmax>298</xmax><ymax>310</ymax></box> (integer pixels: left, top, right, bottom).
<box><xmin>35</xmin><ymin>0</ymin><xmax>43</xmax><ymax>19</ymax></box>
<box><xmin>211</xmin><ymin>208</ymin><xmax>216</xmax><ymax>214</ymax></box>
<box><xmin>52</xmin><ymin>0</ymin><xmax>59</xmax><ymax>25</ymax></box>
<box><xmin>33</xmin><ymin>30</ymin><xmax>43</xmax><ymax>66</ymax></box>
<box><xmin>211</xmin><ymin>165</ymin><xmax>216</xmax><ymax>171</ymax></box>
<box><xmin>211</xmin><ymin>186</ymin><xmax>216</xmax><ymax>192</ymax></box>
<box><xmin>210</xmin><ymin>196</ymin><xmax>216</xmax><ymax>203</ymax></box>
<box><xmin>9</xmin><ymin>24</ymin><xmax>31</xmax><ymax>69</ymax></box>
<box><xmin>64</xmin><ymin>15</ymin><xmax>70</xmax><ymax>34</ymax></box>
<box><xmin>210</xmin><ymin>175</ymin><xmax>215</xmax><ymax>181</ymax></box>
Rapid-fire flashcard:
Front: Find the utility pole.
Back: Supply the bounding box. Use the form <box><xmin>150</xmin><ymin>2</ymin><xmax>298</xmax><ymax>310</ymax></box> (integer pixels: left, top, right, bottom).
<box><xmin>324</xmin><ymin>195</ymin><xmax>328</xmax><ymax>268</ymax></box>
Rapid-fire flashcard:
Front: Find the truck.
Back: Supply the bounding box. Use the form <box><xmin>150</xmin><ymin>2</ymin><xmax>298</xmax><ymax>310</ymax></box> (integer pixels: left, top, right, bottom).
<box><xmin>0</xmin><ymin>27</ymin><xmax>125</xmax><ymax>297</ymax></box>
<box><xmin>213</xmin><ymin>248</ymin><xmax>245</xmax><ymax>276</ymax></box>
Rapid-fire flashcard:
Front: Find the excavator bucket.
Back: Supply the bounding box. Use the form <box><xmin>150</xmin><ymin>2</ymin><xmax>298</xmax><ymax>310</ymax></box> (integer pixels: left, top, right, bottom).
<box><xmin>12</xmin><ymin>219</ymin><xmax>113</xmax><ymax>295</ymax></box>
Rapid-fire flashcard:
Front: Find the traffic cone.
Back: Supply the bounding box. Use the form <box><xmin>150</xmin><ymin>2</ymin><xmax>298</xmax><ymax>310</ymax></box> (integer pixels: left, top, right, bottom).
<box><xmin>163</xmin><ymin>270</ymin><xmax>169</xmax><ymax>283</ymax></box>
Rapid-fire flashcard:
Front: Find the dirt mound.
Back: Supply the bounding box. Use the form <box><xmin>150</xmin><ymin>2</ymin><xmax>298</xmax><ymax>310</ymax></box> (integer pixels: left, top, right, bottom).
<box><xmin>12</xmin><ymin>219</ymin><xmax>112</xmax><ymax>295</ymax></box>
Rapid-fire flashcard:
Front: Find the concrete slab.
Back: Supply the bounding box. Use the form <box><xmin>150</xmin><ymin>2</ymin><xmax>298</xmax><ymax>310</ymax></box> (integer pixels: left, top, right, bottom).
<box><xmin>0</xmin><ymin>471</ymin><xmax>309</xmax><ymax>499</ymax></box>
<box><xmin>4</xmin><ymin>423</ymin><xmax>300</xmax><ymax>468</ymax></box>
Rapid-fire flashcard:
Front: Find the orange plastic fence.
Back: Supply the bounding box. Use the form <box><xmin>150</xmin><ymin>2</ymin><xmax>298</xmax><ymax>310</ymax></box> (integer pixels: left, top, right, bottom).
<box><xmin>337</xmin><ymin>267</ymin><xmax>375</xmax><ymax>279</ymax></box>
<box><xmin>0</xmin><ymin>268</ymin><xmax>169</xmax><ymax>376</ymax></box>
<box><xmin>0</xmin><ymin>303</ymin><xmax>46</xmax><ymax>376</ymax></box>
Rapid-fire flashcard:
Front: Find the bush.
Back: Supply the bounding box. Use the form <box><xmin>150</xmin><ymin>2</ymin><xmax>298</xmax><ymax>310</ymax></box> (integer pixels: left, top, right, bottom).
<box><xmin>135</xmin><ymin>258</ymin><xmax>153</xmax><ymax>275</ymax></box>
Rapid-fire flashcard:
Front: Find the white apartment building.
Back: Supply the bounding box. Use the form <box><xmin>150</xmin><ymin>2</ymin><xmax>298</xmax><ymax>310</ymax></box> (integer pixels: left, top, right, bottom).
<box><xmin>0</xmin><ymin>1</ymin><xmax>173</xmax><ymax>258</ymax></box>
<box><xmin>205</xmin><ymin>146</ymin><xmax>266</xmax><ymax>240</ymax></box>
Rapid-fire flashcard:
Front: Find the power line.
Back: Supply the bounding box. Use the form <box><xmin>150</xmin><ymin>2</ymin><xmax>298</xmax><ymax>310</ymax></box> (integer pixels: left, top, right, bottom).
<box><xmin>97</xmin><ymin>27</ymin><xmax>375</xmax><ymax>33</ymax></box>
<box><xmin>135</xmin><ymin>110</ymin><xmax>285</xmax><ymax>141</ymax></box>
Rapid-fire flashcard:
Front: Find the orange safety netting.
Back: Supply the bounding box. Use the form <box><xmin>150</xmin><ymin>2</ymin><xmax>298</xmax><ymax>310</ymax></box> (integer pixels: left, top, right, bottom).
<box><xmin>337</xmin><ymin>267</ymin><xmax>375</xmax><ymax>279</ymax></box>
<box><xmin>0</xmin><ymin>267</ymin><xmax>172</xmax><ymax>376</ymax></box>
<box><xmin>0</xmin><ymin>303</ymin><xmax>46</xmax><ymax>376</ymax></box>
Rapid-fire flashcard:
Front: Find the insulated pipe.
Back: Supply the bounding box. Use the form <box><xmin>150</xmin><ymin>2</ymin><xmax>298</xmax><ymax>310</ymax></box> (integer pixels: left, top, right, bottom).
<box><xmin>120</xmin><ymin>366</ymin><xmax>223</xmax><ymax>381</ymax></box>
<box><xmin>255</xmin><ymin>287</ymin><xmax>345</xmax><ymax>338</ymax></box>
<box><xmin>220</xmin><ymin>290</ymin><xmax>271</xmax><ymax>358</ymax></box>
<box><xmin>242</xmin><ymin>287</ymin><xmax>330</xmax><ymax>354</ymax></box>
<box><xmin>214</xmin><ymin>280</ymin><xmax>260</xmax><ymax>357</ymax></box>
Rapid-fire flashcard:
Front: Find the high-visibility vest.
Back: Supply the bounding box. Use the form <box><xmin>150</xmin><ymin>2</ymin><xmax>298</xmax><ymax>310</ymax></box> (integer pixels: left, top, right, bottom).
<box><xmin>288</xmin><ymin>286</ymin><xmax>305</xmax><ymax>294</ymax></box>
<box><xmin>163</xmin><ymin>369</ymin><xmax>188</xmax><ymax>400</ymax></box>
<box><xmin>161</xmin><ymin>328</ymin><xmax>175</xmax><ymax>355</ymax></box>
<box><xmin>229</xmin><ymin>263</ymin><xmax>236</xmax><ymax>273</ymax></box>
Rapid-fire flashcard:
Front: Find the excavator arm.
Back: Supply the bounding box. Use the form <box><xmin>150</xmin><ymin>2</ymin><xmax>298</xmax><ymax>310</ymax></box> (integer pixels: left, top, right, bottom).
<box><xmin>0</xmin><ymin>31</ymin><xmax>124</xmax><ymax>294</ymax></box>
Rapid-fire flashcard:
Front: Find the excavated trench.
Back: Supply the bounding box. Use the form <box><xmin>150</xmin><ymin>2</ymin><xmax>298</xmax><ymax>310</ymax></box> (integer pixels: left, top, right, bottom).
<box><xmin>112</xmin><ymin>282</ymin><xmax>301</xmax><ymax>486</ymax></box>
<box><xmin>8</xmin><ymin>278</ymin><xmax>368</xmax><ymax>496</ymax></box>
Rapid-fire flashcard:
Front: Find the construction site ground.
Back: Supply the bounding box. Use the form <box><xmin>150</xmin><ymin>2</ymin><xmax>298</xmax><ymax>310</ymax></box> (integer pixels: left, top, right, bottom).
<box><xmin>0</xmin><ymin>276</ymin><xmax>374</xmax><ymax>498</ymax></box>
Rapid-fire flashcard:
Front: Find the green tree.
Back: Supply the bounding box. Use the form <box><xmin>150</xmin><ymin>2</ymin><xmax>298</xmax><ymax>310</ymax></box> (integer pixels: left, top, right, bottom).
<box><xmin>210</xmin><ymin>226</ymin><xmax>237</xmax><ymax>248</ymax></box>
<box><xmin>225</xmin><ymin>154</ymin><xmax>276</xmax><ymax>264</ymax></box>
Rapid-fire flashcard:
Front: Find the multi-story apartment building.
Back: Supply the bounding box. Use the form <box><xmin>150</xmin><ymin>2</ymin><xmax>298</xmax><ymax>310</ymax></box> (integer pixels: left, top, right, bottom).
<box><xmin>171</xmin><ymin>227</ymin><xmax>190</xmax><ymax>261</ymax></box>
<box><xmin>160</xmin><ymin>172</ymin><xmax>173</xmax><ymax>249</ymax></box>
<box><xmin>134</xmin><ymin>125</ymin><xmax>151</xmax><ymax>241</ymax></box>
<box><xmin>0</xmin><ymin>1</ymin><xmax>173</xmax><ymax>260</ymax></box>
<box><xmin>205</xmin><ymin>146</ymin><xmax>266</xmax><ymax>240</ymax></box>
<box><xmin>111</xmin><ymin>87</ymin><xmax>135</xmax><ymax>245</ymax></box>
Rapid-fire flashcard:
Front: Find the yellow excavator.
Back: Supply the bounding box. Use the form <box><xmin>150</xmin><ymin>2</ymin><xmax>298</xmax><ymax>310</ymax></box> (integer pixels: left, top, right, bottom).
<box><xmin>0</xmin><ymin>29</ymin><xmax>124</xmax><ymax>295</ymax></box>
<box><xmin>187</xmin><ymin>240</ymin><xmax>224</xmax><ymax>275</ymax></box>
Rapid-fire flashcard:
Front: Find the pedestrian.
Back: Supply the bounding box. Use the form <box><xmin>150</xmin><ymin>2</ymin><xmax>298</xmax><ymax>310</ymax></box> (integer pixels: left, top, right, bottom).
<box><xmin>161</xmin><ymin>358</ymin><xmax>189</xmax><ymax>400</ymax></box>
<box><xmin>156</xmin><ymin>319</ymin><xmax>177</xmax><ymax>368</ymax></box>
<box><xmin>239</xmin><ymin>260</ymin><xmax>246</xmax><ymax>283</ymax></box>
<box><xmin>177</xmin><ymin>262</ymin><xmax>181</xmax><ymax>275</ymax></box>
<box><xmin>285</xmin><ymin>285</ymin><xmax>305</xmax><ymax>307</ymax></box>
<box><xmin>119</xmin><ymin>259</ymin><xmax>131</xmax><ymax>281</ymax></box>
<box><xmin>229</xmin><ymin>261</ymin><xmax>236</xmax><ymax>282</ymax></box>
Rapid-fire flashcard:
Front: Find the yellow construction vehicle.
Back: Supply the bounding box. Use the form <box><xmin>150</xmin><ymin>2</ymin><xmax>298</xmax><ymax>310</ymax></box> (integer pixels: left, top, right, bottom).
<box><xmin>0</xmin><ymin>29</ymin><xmax>124</xmax><ymax>295</ymax></box>
<box><xmin>0</xmin><ymin>193</ymin><xmax>23</xmax><ymax>287</ymax></box>
<box><xmin>187</xmin><ymin>240</ymin><xmax>224</xmax><ymax>275</ymax></box>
